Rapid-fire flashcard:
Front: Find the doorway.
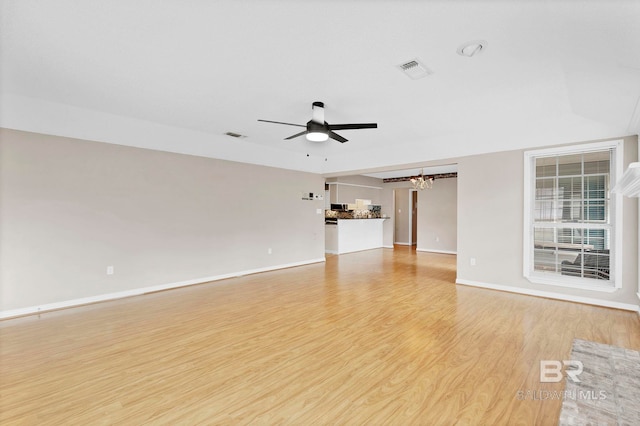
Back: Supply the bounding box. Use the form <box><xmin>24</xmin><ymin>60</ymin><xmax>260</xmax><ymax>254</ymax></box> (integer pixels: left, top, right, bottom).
<box><xmin>393</xmin><ymin>188</ymin><xmax>418</xmax><ymax>247</ymax></box>
<box><xmin>410</xmin><ymin>190</ymin><xmax>418</xmax><ymax>246</ymax></box>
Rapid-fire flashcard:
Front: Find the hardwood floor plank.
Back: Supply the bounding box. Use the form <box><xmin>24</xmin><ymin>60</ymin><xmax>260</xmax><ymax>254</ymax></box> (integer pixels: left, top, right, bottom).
<box><xmin>1</xmin><ymin>249</ymin><xmax>638</xmax><ymax>424</ymax></box>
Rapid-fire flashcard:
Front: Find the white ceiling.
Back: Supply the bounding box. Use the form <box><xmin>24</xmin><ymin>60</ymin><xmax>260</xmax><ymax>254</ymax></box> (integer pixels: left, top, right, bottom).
<box><xmin>1</xmin><ymin>0</ymin><xmax>639</xmax><ymax>176</ymax></box>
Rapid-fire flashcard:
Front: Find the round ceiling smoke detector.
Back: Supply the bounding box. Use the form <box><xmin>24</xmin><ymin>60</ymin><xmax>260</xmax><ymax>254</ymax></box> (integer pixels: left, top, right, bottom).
<box><xmin>457</xmin><ymin>40</ymin><xmax>487</xmax><ymax>57</ymax></box>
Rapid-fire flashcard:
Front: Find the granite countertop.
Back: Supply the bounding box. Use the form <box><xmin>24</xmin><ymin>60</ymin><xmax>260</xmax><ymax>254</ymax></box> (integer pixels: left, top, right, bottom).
<box><xmin>325</xmin><ymin>208</ymin><xmax>385</xmax><ymax>220</ymax></box>
<box><xmin>337</xmin><ymin>217</ymin><xmax>387</xmax><ymax>219</ymax></box>
<box><xmin>325</xmin><ymin>217</ymin><xmax>388</xmax><ymax>222</ymax></box>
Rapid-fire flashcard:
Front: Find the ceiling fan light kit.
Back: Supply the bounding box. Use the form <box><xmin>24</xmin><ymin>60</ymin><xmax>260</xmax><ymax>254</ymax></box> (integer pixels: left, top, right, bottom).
<box><xmin>258</xmin><ymin>101</ymin><xmax>377</xmax><ymax>144</ymax></box>
<box><xmin>306</xmin><ymin>132</ymin><xmax>329</xmax><ymax>142</ymax></box>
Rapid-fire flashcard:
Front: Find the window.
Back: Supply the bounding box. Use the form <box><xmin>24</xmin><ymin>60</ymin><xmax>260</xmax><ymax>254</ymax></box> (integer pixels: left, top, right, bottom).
<box><xmin>523</xmin><ymin>141</ymin><xmax>623</xmax><ymax>291</ymax></box>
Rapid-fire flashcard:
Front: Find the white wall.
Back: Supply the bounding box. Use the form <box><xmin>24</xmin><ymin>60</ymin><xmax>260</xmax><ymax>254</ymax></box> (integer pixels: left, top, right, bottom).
<box><xmin>0</xmin><ymin>129</ymin><xmax>326</xmax><ymax>315</ymax></box>
<box><xmin>417</xmin><ymin>177</ymin><xmax>457</xmax><ymax>253</ymax></box>
<box><xmin>456</xmin><ymin>136</ymin><xmax>639</xmax><ymax>309</ymax></box>
<box><xmin>380</xmin><ymin>183</ymin><xmax>396</xmax><ymax>247</ymax></box>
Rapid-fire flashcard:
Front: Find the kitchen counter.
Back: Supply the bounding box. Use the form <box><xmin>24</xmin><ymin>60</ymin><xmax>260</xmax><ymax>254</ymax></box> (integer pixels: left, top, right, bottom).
<box><xmin>326</xmin><ymin>218</ymin><xmax>386</xmax><ymax>225</ymax></box>
<box><xmin>325</xmin><ymin>218</ymin><xmax>386</xmax><ymax>254</ymax></box>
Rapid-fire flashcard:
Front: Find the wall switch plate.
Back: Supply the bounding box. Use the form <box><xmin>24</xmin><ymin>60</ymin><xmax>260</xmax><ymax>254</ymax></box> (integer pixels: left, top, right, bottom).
<box><xmin>470</xmin><ymin>258</ymin><xmax>476</xmax><ymax>266</ymax></box>
<box><xmin>314</xmin><ymin>193</ymin><xmax>324</xmax><ymax>200</ymax></box>
<box><xmin>106</xmin><ymin>265</ymin><xmax>114</xmax><ymax>275</ymax></box>
<box><xmin>268</xmin><ymin>248</ymin><xmax>272</xmax><ymax>255</ymax></box>
<box><xmin>316</xmin><ymin>208</ymin><xmax>322</xmax><ymax>214</ymax></box>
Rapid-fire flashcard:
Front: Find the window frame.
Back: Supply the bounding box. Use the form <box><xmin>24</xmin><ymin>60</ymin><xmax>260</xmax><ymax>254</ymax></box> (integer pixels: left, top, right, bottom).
<box><xmin>523</xmin><ymin>140</ymin><xmax>623</xmax><ymax>292</ymax></box>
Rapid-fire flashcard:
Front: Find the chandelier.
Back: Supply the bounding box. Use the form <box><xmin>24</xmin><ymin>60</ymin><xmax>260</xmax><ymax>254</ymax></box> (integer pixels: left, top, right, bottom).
<box><xmin>410</xmin><ymin>169</ymin><xmax>433</xmax><ymax>190</ymax></box>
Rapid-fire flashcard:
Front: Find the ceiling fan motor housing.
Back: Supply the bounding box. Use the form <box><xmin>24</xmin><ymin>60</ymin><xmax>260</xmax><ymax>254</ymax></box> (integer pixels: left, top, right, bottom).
<box><xmin>311</xmin><ymin>101</ymin><xmax>325</xmax><ymax>124</ymax></box>
<box><xmin>307</xmin><ymin>120</ymin><xmax>326</xmax><ymax>133</ymax></box>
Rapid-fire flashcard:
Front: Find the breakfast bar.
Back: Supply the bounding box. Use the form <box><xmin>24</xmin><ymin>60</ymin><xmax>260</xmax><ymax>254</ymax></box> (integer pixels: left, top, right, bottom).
<box><xmin>325</xmin><ymin>218</ymin><xmax>386</xmax><ymax>254</ymax></box>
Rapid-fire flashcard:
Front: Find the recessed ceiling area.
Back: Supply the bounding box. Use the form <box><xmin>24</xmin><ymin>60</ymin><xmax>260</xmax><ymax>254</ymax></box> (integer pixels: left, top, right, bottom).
<box><xmin>1</xmin><ymin>1</ymin><xmax>638</xmax><ymax>176</ymax></box>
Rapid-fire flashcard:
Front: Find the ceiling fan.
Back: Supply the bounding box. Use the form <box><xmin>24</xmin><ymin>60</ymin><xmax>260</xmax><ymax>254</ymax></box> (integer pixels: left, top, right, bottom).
<box><xmin>258</xmin><ymin>101</ymin><xmax>377</xmax><ymax>143</ymax></box>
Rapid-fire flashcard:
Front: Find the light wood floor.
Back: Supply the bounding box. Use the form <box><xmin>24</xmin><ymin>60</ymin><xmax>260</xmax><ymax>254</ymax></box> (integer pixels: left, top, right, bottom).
<box><xmin>1</xmin><ymin>248</ymin><xmax>639</xmax><ymax>425</ymax></box>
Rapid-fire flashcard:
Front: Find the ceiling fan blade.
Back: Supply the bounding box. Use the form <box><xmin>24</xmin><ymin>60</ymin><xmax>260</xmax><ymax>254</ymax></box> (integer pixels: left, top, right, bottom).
<box><xmin>327</xmin><ymin>123</ymin><xmax>378</xmax><ymax>130</ymax></box>
<box><xmin>284</xmin><ymin>130</ymin><xmax>309</xmax><ymax>140</ymax></box>
<box><xmin>328</xmin><ymin>131</ymin><xmax>348</xmax><ymax>143</ymax></box>
<box><xmin>258</xmin><ymin>119</ymin><xmax>306</xmax><ymax>128</ymax></box>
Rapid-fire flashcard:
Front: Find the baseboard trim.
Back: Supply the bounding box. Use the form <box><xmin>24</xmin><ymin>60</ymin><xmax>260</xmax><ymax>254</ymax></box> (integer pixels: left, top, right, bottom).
<box><xmin>455</xmin><ymin>278</ymin><xmax>640</xmax><ymax>312</ymax></box>
<box><xmin>416</xmin><ymin>248</ymin><xmax>457</xmax><ymax>255</ymax></box>
<box><xmin>394</xmin><ymin>242</ymin><xmax>411</xmax><ymax>246</ymax></box>
<box><xmin>383</xmin><ymin>245</ymin><xmax>395</xmax><ymax>249</ymax></box>
<box><xmin>0</xmin><ymin>257</ymin><xmax>326</xmax><ymax>320</ymax></box>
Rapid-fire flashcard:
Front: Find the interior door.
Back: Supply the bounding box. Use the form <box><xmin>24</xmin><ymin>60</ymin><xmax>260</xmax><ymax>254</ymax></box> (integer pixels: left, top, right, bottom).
<box><xmin>411</xmin><ymin>190</ymin><xmax>418</xmax><ymax>245</ymax></box>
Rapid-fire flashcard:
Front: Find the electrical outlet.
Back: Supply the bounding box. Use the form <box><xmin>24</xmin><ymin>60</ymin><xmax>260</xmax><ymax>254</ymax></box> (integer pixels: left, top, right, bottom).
<box><xmin>436</xmin><ymin>236</ymin><xmax>440</xmax><ymax>242</ymax></box>
<box><xmin>268</xmin><ymin>248</ymin><xmax>272</xmax><ymax>255</ymax></box>
<box><xmin>106</xmin><ymin>265</ymin><xmax>114</xmax><ymax>275</ymax></box>
<box><xmin>470</xmin><ymin>258</ymin><xmax>476</xmax><ymax>266</ymax></box>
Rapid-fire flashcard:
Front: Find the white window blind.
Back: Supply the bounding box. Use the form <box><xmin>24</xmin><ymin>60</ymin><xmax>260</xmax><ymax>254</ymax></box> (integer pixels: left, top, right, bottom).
<box><xmin>524</xmin><ymin>141</ymin><xmax>622</xmax><ymax>290</ymax></box>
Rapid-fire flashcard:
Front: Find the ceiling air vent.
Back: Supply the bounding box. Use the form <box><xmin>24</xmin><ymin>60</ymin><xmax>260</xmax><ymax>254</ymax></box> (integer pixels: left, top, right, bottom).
<box><xmin>224</xmin><ymin>131</ymin><xmax>246</xmax><ymax>139</ymax></box>
<box><xmin>397</xmin><ymin>58</ymin><xmax>433</xmax><ymax>80</ymax></box>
